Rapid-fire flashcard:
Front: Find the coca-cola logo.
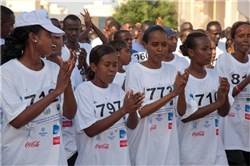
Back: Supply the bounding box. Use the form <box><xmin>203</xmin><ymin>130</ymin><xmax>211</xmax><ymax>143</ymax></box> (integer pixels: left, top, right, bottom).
<box><xmin>192</xmin><ymin>131</ymin><xmax>205</xmax><ymax>137</ymax></box>
<box><xmin>25</xmin><ymin>141</ymin><xmax>40</xmax><ymax>148</ymax></box>
<box><xmin>95</xmin><ymin>144</ymin><xmax>109</xmax><ymax>149</ymax></box>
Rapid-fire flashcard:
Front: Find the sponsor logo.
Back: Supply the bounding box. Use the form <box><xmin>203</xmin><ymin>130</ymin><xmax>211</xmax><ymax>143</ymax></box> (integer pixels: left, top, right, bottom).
<box><xmin>62</xmin><ymin>120</ymin><xmax>73</xmax><ymax>127</ymax></box>
<box><xmin>150</xmin><ymin>124</ymin><xmax>157</xmax><ymax>131</ymax></box>
<box><xmin>235</xmin><ymin>104</ymin><xmax>241</xmax><ymax>111</ymax></box>
<box><xmin>216</xmin><ymin>128</ymin><xmax>219</xmax><ymax>136</ymax></box>
<box><xmin>120</xmin><ymin>140</ymin><xmax>128</xmax><ymax>147</ymax></box>
<box><xmin>168</xmin><ymin>123</ymin><xmax>172</xmax><ymax>129</ymax></box>
<box><xmin>245</xmin><ymin>105</ymin><xmax>250</xmax><ymax>112</ymax></box>
<box><xmin>148</xmin><ymin>116</ymin><xmax>153</xmax><ymax>123</ymax></box>
<box><xmin>95</xmin><ymin>134</ymin><xmax>101</xmax><ymax>141</ymax></box>
<box><xmin>228</xmin><ymin>111</ymin><xmax>235</xmax><ymax>117</ymax></box>
<box><xmin>168</xmin><ymin>112</ymin><xmax>173</xmax><ymax>121</ymax></box>
<box><xmin>95</xmin><ymin>144</ymin><xmax>109</xmax><ymax>149</ymax></box>
<box><xmin>53</xmin><ymin>136</ymin><xmax>60</xmax><ymax>145</ymax></box>
<box><xmin>192</xmin><ymin>131</ymin><xmax>205</xmax><ymax>137</ymax></box>
<box><xmin>245</xmin><ymin>113</ymin><xmax>250</xmax><ymax>120</ymax></box>
<box><xmin>119</xmin><ymin>129</ymin><xmax>126</xmax><ymax>138</ymax></box>
<box><xmin>169</xmin><ymin>100</ymin><xmax>173</xmax><ymax>106</ymax></box>
<box><xmin>246</xmin><ymin>98</ymin><xmax>250</xmax><ymax>102</ymax></box>
<box><xmin>203</xmin><ymin>120</ymin><xmax>210</xmax><ymax>128</ymax></box>
<box><xmin>155</xmin><ymin>114</ymin><xmax>163</xmax><ymax>121</ymax></box>
<box><xmin>53</xmin><ymin>124</ymin><xmax>60</xmax><ymax>135</ymax></box>
<box><xmin>43</xmin><ymin>108</ymin><xmax>51</xmax><ymax>115</ymax></box>
<box><xmin>25</xmin><ymin>141</ymin><xmax>40</xmax><ymax>148</ymax></box>
<box><xmin>56</xmin><ymin>104</ymin><xmax>60</xmax><ymax>111</ymax></box>
<box><xmin>39</xmin><ymin>127</ymin><xmax>48</xmax><ymax>137</ymax></box>
<box><xmin>192</xmin><ymin>121</ymin><xmax>198</xmax><ymax>129</ymax></box>
<box><xmin>215</xmin><ymin>119</ymin><xmax>219</xmax><ymax>127</ymax></box>
<box><xmin>108</xmin><ymin>132</ymin><xmax>115</xmax><ymax>140</ymax></box>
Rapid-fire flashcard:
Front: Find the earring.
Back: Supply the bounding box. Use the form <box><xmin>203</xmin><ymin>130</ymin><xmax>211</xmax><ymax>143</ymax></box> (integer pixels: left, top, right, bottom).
<box><xmin>34</xmin><ymin>40</ymin><xmax>37</xmax><ymax>43</ymax></box>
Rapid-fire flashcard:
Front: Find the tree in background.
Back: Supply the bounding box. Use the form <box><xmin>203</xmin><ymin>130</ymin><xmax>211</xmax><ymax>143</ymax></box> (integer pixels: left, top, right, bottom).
<box><xmin>113</xmin><ymin>0</ymin><xmax>178</xmax><ymax>29</ymax></box>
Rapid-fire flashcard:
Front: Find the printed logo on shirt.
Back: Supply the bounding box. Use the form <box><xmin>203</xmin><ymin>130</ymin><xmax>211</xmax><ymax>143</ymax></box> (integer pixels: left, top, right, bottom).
<box><xmin>120</xmin><ymin>140</ymin><xmax>128</xmax><ymax>147</ymax></box>
<box><xmin>189</xmin><ymin>93</ymin><xmax>195</xmax><ymax>100</ymax></box>
<box><xmin>150</xmin><ymin>124</ymin><xmax>157</xmax><ymax>131</ymax></box>
<box><xmin>25</xmin><ymin>141</ymin><xmax>40</xmax><ymax>148</ymax></box>
<box><xmin>148</xmin><ymin>116</ymin><xmax>153</xmax><ymax>124</ymax></box>
<box><xmin>203</xmin><ymin>120</ymin><xmax>210</xmax><ymax>128</ymax></box>
<box><xmin>53</xmin><ymin>124</ymin><xmax>60</xmax><ymax>135</ymax></box>
<box><xmin>244</xmin><ymin>105</ymin><xmax>250</xmax><ymax>120</ymax></box>
<box><xmin>43</xmin><ymin>108</ymin><xmax>51</xmax><ymax>115</ymax></box>
<box><xmin>168</xmin><ymin>123</ymin><xmax>172</xmax><ymax>129</ymax></box>
<box><xmin>155</xmin><ymin>114</ymin><xmax>163</xmax><ymax>122</ymax></box>
<box><xmin>247</xmin><ymin>98</ymin><xmax>250</xmax><ymax>102</ymax></box>
<box><xmin>108</xmin><ymin>131</ymin><xmax>115</xmax><ymax>140</ymax></box>
<box><xmin>192</xmin><ymin>131</ymin><xmax>205</xmax><ymax>137</ymax></box>
<box><xmin>215</xmin><ymin>119</ymin><xmax>219</xmax><ymax>136</ymax></box>
<box><xmin>53</xmin><ymin>136</ymin><xmax>60</xmax><ymax>145</ymax></box>
<box><xmin>228</xmin><ymin>111</ymin><xmax>236</xmax><ymax>117</ymax></box>
<box><xmin>62</xmin><ymin>120</ymin><xmax>73</xmax><ymax>127</ymax></box>
<box><xmin>119</xmin><ymin>129</ymin><xmax>126</xmax><ymax>138</ymax></box>
<box><xmin>192</xmin><ymin>121</ymin><xmax>198</xmax><ymax>129</ymax></box>
<box><xmin>169</xmin><ymin>100</ymin><xmax>173</xmax><ymax>106</ymax></box>
<box><xmin>95</xmin><ymin>144</ymin><xmax>109</xmax><ymax>149</ymax></box>
<box><xmin>39</xmin><ymin>127</ymin><xmax>48</xmax><ymax>137</ymax></box>
<box><xmin>245</xmin><ymin>105</ymin><xmax>250</xmax><ymax>112</ymax></box>
<box><xmin>168</xmin><ymin>112</ymin><xmax>173</xmax><ymax>121</ymax></box>
<box><xmin>56</xmin><ymin>104</ymin><xmax>60</xmax><ymax>111</ymax></box>
<box><xmin>96</xmin><ymin>134</ymin><xmax>101</xmax><ymax>141</ymax></box>
<box><xmin>235</xmin><ymin>104</ymin><xmax>241</xmax><ymax>111</ymax></box>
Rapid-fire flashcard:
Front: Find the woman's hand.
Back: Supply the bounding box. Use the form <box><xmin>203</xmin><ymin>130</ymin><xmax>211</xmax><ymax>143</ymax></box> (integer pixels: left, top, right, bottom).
<box><xmin>172</xmin><ymin>70</ymin><xmax>189</xmax><ymax>96</ymax></box>
<box><xmin>122</xmin><ymin>90</ymin><xmax>144</xmax><ymax>114</ymax></box>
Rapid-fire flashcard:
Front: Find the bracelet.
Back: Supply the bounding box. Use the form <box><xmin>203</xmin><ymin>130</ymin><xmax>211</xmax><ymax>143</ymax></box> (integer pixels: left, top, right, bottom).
<box><xmin>136</xmin><ymin>109</ymin><xmax>142</xmax><ymax>119</ymax></box>
<box><xmin>235</xmin><ymin>85</ymin><xmax>241</xmax><ymax>93</ymax></box>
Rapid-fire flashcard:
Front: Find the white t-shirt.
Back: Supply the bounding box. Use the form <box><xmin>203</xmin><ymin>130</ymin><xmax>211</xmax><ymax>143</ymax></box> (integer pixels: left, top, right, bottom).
<box><xmin>178</xmin><ymin>69</ymin><xmax>229</xmax><ymax>165</ymax></box>
<box><xmin>90</xmin><ymin>37</ymin><xmax>103</xmax><ymax>48</ymax></box>
<box><xmin>113</xmin><ymin>72</ymin><xmax>126</xmax><ymax>88</ymax></box>
<box><xmin>1</xmin><ymin>58</ymin><xmax>67</xmax><ymax>165</ymax></box>
<box><xmin>74</xmin><ymin>81</ymin><xmax>131</xmax><ymax>165</ymax></box>
<box><xmin>215</xmin><ymin>53</ymin><xmax>250</xmax><ymax>152</ymax></box>
<box><xmin>162</xmin><ymin>53</ymin><xmax>189</xmax><ymax>73</ymax></box>
<box><xmin>125</xmin><ymin>63</ymin><xmax>180</xmax><ymax>165</ymax></box>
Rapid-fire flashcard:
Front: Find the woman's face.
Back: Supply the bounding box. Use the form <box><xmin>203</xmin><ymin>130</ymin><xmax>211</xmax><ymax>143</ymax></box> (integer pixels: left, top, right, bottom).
<box><xmin>144</xmin><ymin>30</ymin><xmax>168</xmax><ymax>65</ymax></box>
<box><xmin>233</xmin><ymin>24</ymin><xmax>250</xmax><ymax>54</ymax></box>
<box><xmin>51</xmin><ymin>35</ymin><xmax>63</xmax><ymax>56</ymax></box>
<box><xmin>189</xmin><ymin>37</ymin><xmax>212</xmax><ymax>66</ymax></box>
<box><xmin>92</xmin><ymin>52</ymin><xmax>118</xmax><ymax>88</ymax></box>
<box><xmin>35</xmin><ymin>29</ymin><xmax>53</xmax><ymax>56</ymax></box>
<box><xmin>119</xmin><ymin>46</ymin><xmax>131</xmax><ymax>65</ymax></box>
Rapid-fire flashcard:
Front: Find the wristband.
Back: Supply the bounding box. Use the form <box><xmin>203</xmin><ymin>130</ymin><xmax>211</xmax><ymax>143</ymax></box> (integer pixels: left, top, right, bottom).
<box><xmin>137</xmin><ymin>109</ymin><xmax>142</xmax><ymax>119</ymax></box>
<box><xmin>235</xmin><ymin>85</ymin><xmax>241</xmax><ymax>93</ymax></box>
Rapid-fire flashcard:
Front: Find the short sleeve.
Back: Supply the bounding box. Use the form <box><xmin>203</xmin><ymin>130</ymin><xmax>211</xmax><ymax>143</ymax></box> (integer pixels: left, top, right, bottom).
<box><xmin>74</xmin><ymin>83</ymin><xmax>97</xmax><ymax>133</ymax></box>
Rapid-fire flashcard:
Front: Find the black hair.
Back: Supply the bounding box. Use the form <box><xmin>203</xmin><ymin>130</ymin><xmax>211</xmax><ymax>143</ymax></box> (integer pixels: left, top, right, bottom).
<box><xmin>180</xmin><ymin>32</ymin><xmax>208</xmax><ymax>57</ymax></box>
<box><xmin>140</xmin><ymin>20</ymin><xmax>155</xmax><ymax>32</ymax></box>
<box><xmin>1</xmin><ymin>25</ymin><xmax>43</xmax><ymax>65</ymax></box>
<box><xmin>206</xmin><ymin>21</ymin><xmax>221</xmax><ymax>31</ymax></box>
<box><xmin>107</xmin><ymin>20</ymin><xmax>121</xmax><ymax>31</ymax></box>
<box><xmin>230</xmin><ymin>21</ymin><xmax>250</xmax><ymax>40</ymax></box>
<box><xmin>180</xmin><ymin>22</ymin><xmax>193</xmax><ymax>31</ymax></box>
<box><xmin>113</xmin><ymin>30</ymin><xmax>130</xmax><ymax>41</ymax></box>
<box><xmin>108</xmin><ymin>40</ymin><xmax>128</xmax><ymax>52</ymax></box>
<box><xmin>63</xmin><ymin>14</ymin><xmax>81</xmax><ymax>27</ymax></box>
<box><xmin>1</xmin><ymin>5</ymin><xmax>14</xmax><ymax>23</ymax></box>
<box><xmin>142</xmin><ymin>25</ymin><xmax>165</xmax><ymax>44</ymax></box>
<box><xmin>86</xmin><ymin>44</ymin><xmax>116</xmax><ymax>80</ymax></box>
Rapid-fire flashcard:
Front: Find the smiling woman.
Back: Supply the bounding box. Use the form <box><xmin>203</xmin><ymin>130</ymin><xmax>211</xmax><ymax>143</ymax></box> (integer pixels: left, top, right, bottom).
<box><xmin>0</xmin><ymin>9</ymin><xmax>77</xmax><ymax>165</ymax></box>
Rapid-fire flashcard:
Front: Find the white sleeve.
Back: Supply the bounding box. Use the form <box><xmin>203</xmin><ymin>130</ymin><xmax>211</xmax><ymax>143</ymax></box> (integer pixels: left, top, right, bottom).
<box><xmin>125</xmin><ymin>64</ymin><xmax>143</xmax><ymax>93</ymax></box>
<box><xmin>1</xmin><ymin>68</ymin><xmax>27</xmax><ymax>123</ymax></box>
<box><xmin>74</xmin><ymin>83</ymin><xmax>97</xmax><ymax>133</ymax></box>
